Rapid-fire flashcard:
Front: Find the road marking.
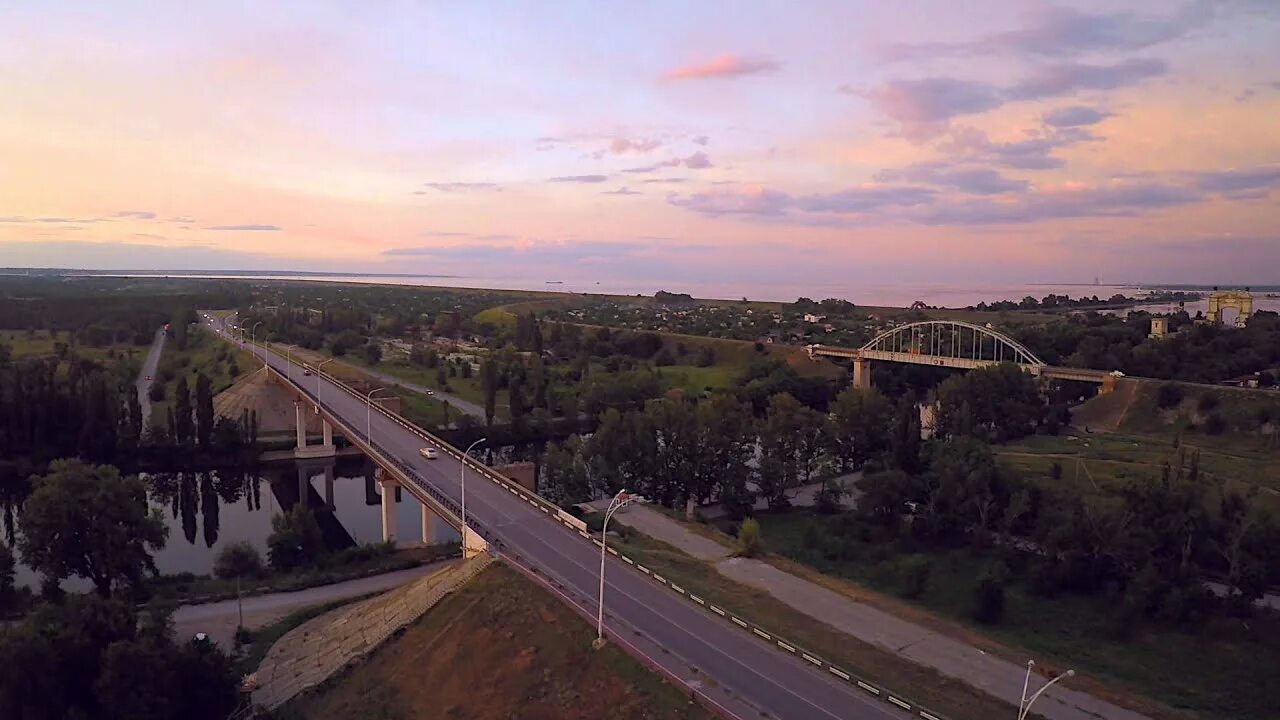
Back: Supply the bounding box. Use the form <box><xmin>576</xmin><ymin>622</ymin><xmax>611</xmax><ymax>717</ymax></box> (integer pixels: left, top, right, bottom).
<box><xmin>670</xmin><ymin>583</ymin><xmax>684</xmax><ymax>594</ymax></box>
<box><xmin>888</xmin><ymin>696</ymin><xmax>911</xmax><ymax>711</ymax></box>
<box><xmin>592</xmin><ymin>539</ymin><xmax>603</xmax><ymax>548</ymax></box>
<box><xmin>622</xmin><ymin>556</ymin><xmax>634</xmax><ymax>565</ymax></box>
<box><xmin>752</xmin><ymin>628</ymin><xmax>771</xmax><ymax>640</ymax></box>
<box><xmin>802</xmin><ymin>653</ymin><xmax>822</xmax><ymax>666</ymax></box>
<box><xmin>607</xmin><ymin>547</ymin><xmax>618</xmax><ymax>556</ymax></box>
<box><xmin>829</xmin><ymin>667</ymin><xmax>850</xmax><ymax>681</ymax></box>
<box><xmin>777</xmin><ymin>641</ymin><xmax>795</xmax><ymax>653</ymax></box>
<box><xmin>710</xmin><ymin>605</ymin><xmax>726</xmax><ymax>616</ymax></box>
<box><xmin>919</xmin><ymin>712</ymin><xmax>942</xmax><ymax>720</ymax></box>
<box><xmin>578</xmin><ymin>531</ymin><xmax>590</xmax><ymax>539</ymax></box>
<box><xmin>638</xmin><ymin>566</ymin><xmax>651</xmax><ymax>575</ymax></box>
<box><xmin>652</xmin><ymin>573</ymin><xmax>666</xmax><ymax>584</ymax></box>
<box><xmin>690</xmin><ymin>595</ymin><xmax>705</xmax><ymax>605</ymax></box>
<box><xmin>857</xmin><ymin>681</ymin><xmax>880</xmax><ymax>696</ymax></box>
<box><xmin>731</xmin><ymin>617</ymin><xmax>748</xmax><ymax>628</ymax></box>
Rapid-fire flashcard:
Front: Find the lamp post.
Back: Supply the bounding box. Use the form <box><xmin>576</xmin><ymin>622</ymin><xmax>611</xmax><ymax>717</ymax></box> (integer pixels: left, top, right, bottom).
<box><xmin>460</xmin><ymin>438</ymin><xmax>486</xmax><ymax>549</ymax></box>
<box><xmin>316</xmin><ymin>358</ymin><xmax>334</xmax><ymax>404</ymax></box>
<box><xmin>1018</xmin><ymin>661</ymin><xmax>1075</xmax><ymax>720</ymax></box>
<box><xmin>285</xmin><ymin>345</ymin><xmax>293</xmax><ymax>382</ymax></box>
<box><xmin>250</xmin><ymin>322</ymin><xmax>263</xmax><ymax>367</ymax></box>
<box><xmin>366</xmin><ymin>387</ymin><xmax>390</xmax><ymax>443</ymax></box>
<box><xmin>596</xmin><ymin>489</ymin><xmax>636</xmax><ymax>647</ymax></box>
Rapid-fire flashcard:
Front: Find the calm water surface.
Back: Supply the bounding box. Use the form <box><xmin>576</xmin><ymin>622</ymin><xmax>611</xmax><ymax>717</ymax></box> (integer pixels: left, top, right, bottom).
<box><xmin>11</xmin><ymin>458</ymin><xmax>458</xmax><ymax>589</ymax></box>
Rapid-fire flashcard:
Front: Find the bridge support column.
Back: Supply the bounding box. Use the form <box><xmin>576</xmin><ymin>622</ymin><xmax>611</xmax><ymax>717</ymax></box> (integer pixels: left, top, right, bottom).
<box><xmin>853</xmin><ymin>358</ymin><xmax>872</xmax><ymax>390</ymax></box>
<box><xmin>420</xmin><ymin>502</ymin><xmax>435</xmax><ymax>544</ymax></box>
<box><xmin>294</xmin><ymin>402</ymin><xmax>306</xmax><ymax>450</ymax></box>
<box><xmin>1100</xmin><ymin>375</ymin><xmax>1117</xmax><ymax>396</ymax></box>
<box><xmin>322</xmin><ymin>420</ymin><xmax>334</xmax><ymax>450</ymax></box>
<box><xmin>378</xmin><ymin>469</ymin><xmax>397</xmax><ymax>545</ymax></box>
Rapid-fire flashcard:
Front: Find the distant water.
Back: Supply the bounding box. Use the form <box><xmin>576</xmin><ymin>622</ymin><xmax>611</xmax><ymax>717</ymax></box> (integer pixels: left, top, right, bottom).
<box><xmin>103</xmin><ymin>272</ymin><xmax>1280</xmax><ymax>312</ymax></box>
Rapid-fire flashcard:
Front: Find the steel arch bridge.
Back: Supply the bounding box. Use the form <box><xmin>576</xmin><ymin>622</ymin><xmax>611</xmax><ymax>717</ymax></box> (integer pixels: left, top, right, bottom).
<box><xmin>807</xmin><ymin>320</ymin><xmax>1115</xmax><ymax>390</ymax></box>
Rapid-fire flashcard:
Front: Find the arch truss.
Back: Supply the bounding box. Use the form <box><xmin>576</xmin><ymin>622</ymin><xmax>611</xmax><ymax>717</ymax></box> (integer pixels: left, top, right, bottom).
<box><xmin>859</xmin><ymin>320</ymin><xmax>1046</xmax><ymax>368</ymax></box>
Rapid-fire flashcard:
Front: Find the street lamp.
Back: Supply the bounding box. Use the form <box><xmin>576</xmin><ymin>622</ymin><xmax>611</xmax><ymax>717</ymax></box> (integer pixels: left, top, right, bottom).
<box><xmin>596</xmin><ymin>488</ymin><xmax>636</xmax><ymax>647</ymax></box>
<box><xmin>366</xmin><ymin>387</ymin><xmax>390</xmax><ymax>443</ymax></box>
<box><xmin>315</xmin><ymin>358</ymin><xmax>334</xmax><ymax>404</ymax></box>
<box><xmin>285</xmin><ymin>345</ymin><xmax>292</xmax><ymax>382</ymax></box>
<box><xmin>250</xmin><ymin>322</ymin><xmax>264</xmax><ymax>367</ymax></box>
<box><xmin>460</xmin><ymin>438</ymin><xmax>486</xmax><ymax>547</ymax></box>
<box><xmin>1018</xmin><ymin>661</ymin><xmax>1075</xmax><ymax>720</ymax></box>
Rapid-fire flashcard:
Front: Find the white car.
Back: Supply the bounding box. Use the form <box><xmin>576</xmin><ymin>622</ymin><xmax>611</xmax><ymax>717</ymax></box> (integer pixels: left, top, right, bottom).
<box><xmin>419</xmin><ymin>447</ymin><xmax>439</xmax><ymax>460</ymax></box>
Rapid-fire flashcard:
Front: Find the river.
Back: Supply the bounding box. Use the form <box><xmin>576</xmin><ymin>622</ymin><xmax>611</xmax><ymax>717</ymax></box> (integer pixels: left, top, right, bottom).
<box><xmin>9</xmin><ymin>457</ymin><xmax>459</xmax><ymax>590</ymax></box>
<box><xmin>92</xmin><ymin>272</ymin><xmax>1280</xmax><ymax>312</ymax></box>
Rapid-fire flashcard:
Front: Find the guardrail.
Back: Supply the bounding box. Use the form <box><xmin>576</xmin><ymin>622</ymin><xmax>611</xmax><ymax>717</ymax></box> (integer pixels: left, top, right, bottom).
<box><xmin>249</xmin><ymin>338</ymin><xmax>588</xmax><ymax>537</ymax></box>
<box><xmin>247</xmin><ymin>334</ymin><xmax>950</xmax><ymax>720</ymax></box>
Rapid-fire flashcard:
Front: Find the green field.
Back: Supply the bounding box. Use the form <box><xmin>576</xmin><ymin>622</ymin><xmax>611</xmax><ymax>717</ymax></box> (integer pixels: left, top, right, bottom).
<box><xmin>738</xmin><ymin>509</ymin><xmax>1278</xmax><ymax>720</ymax></box>
<box><xmin>0</xmin><ymin>328</ymin><xmax>147</xmax><ymax>365</ymax></box>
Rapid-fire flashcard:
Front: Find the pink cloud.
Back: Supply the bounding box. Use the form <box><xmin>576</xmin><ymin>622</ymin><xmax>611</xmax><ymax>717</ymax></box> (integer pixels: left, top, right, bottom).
<box><xmin>662</xmin><ymin>54</ymin><xmax>779</xmax><ymax>81</ymax></box>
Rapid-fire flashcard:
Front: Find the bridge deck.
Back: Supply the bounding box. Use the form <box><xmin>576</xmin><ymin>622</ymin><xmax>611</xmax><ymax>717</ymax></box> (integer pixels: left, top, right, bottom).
<box><xmin>208</xmin><ymin>318</ymin><xmax>911</xmax><ymax>720</ymax></box>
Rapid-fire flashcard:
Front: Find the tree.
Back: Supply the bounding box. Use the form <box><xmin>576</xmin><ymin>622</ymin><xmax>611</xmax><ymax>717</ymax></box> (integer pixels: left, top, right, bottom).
<box><xmin>194</xmin><ymin>372</ymin><xmax>214</xmax><ymax>448</ymax></box>
<box><xmin>361</xmin><ymin>341</ymin><xmax>382</xmax><ymax>365</ymax></box>
<box><xmin>827</xmin><ymin>387</ymin><xmax>893</xmax><ymax>471</ymax></box>
<box><xmin>173</xmin><ymin>376</ymin><xmax>193</xmax><ymax>446</ymax></box>
<box><xmin>481</xmin><ymin>358</ymin><xmax>498</xmax><ymax>428</ymax></box>
<box><xmin>934</xmin><ymin>364</ymin><xmax>1046</xmax><ymax>442</ymax></box>
<box><xmin>0</xmin><ymin>594</ymin><xmax>238</xmax><ymax>720</ymax></box>
<box><xmin>757</xmin><ymin>393</ymin><xmax>821</xmax><ymax>508</ymax></box>
<box><xmin>18</xmin><ymin>460</ymin><xmax>167</xmax><ymax>596</ymax></box>
<box><xmin>973</xmin><ymin>563</ymin><xmax>1007</xmax><ymax>623</ymax></box>
<box><xmin>0</xmin><ymin>540</ymin><xmax>14</xmax><ymax>611</ymax></box>
<box><xmin>213</xmin><ymin>541</ymin><xmax>264</xmax><ymax>580</ymax></box>
<box><xmin>737</xmin><ymin>517</ymin><xmax>762</xmax><ymax>557</ymax></box>
<box><xmin>267</xmin><ymin>504</ymin><xmax>324</xmax><ymax>572</ymax></box>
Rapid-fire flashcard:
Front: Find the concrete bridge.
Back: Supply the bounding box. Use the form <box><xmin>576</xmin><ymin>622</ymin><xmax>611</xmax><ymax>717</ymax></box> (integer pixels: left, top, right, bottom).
<box><xmin>205</xmin><ymin>316</ymin><xmax>916</xmax><ymax>720</ymax></box>
<box><xmin>809</xmin><ymin>320</ymin><xmax>1119</xmax><ymax>394</ymax></box>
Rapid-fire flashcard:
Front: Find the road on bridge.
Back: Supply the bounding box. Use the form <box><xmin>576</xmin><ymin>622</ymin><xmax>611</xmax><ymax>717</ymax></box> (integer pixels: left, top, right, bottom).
<box><xmin>203</xmin><ymin>316</ymin><xmax>911</xmax><ymax>720</ymax></box>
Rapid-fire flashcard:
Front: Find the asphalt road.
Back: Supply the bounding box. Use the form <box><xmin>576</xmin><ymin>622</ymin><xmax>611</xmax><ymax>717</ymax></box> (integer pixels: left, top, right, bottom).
<box><xmin>204</xmin><ymin>316</ymin><xmax>909</xmax><ymax>720</ymax></box>
<box><xmin>136</xmin><ymin>327</ymin><xmax>166</xmax><ymax>428</ymax></box>
<box><xmin>172</xmin><ymin>563</ymin><xmax>445</xmax><ymax>649</ymax></box>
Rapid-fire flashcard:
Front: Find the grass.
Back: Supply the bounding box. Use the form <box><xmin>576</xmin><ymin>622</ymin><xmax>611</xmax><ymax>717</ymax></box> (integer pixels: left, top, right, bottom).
<box><xmin>748</xmin><ymin>508</ymin><xmax>1280</xmax><ymax>720</ymax></box>
<box><xmin>997</xmin><ymin>429</ymin><xmax>1280</xmax><ymax>499</ymax></box>
<box><xmin>281</xmin><ymin>564</ymin><xmax>711</xmax><ymax>720</ymax></box>
<box><xmin>0</xmin><ymin>328</ymin><xmax>147</xmax><ymax>365</ymax></box>
<box><xmin>610</xmin><ymin>532</ymin><xmax>1021</xmax><ymax>720</ymax></box>
<box><xmin>150</xmin><ymin>325</ymin><xmax>256</xmax><ymax>427</ymax></box>
<box><xmin>148</xmin><ymin>544</ymin><xmax>456</xmax><ymax>605</ymax></box>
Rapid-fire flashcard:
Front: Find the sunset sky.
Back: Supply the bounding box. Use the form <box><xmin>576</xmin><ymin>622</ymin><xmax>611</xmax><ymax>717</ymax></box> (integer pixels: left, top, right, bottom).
<box><xmin>2</xmin><ymin>1</ymin><xmax>1278</xmax><ymax>287</ymax></box>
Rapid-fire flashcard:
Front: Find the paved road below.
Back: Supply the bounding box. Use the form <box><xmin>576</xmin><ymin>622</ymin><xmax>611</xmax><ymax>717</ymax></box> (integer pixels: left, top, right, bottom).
<box><xmin>171</xmin><ymin>563</ymin><xmax>446</xmax><ymax>650</ymax></box>
<box><xmin>621</xmin><ymin>506</ymin><xmax>1150</xmax><ymax>720</ymax></box>
<box><xmin>136</xmin><ymin>327</ymin><xmax>166</xmax><ymax>428</ymax></box>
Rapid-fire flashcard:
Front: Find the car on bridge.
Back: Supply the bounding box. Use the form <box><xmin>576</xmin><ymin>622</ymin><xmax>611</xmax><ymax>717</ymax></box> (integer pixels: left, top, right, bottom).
<box><xmin>419</xmin><ymin>447</ymin><xmax>439</xmax><ymax>459</ymax></box>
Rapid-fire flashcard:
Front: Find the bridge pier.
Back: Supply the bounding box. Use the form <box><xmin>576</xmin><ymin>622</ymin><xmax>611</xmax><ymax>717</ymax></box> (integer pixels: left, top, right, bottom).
<box><xmin>378</xmin><ymin>469</ymin><xmax>397</xmax><ymax>544</ymax></box>
<box><xmin>294</xmin><ymin>401</ymin><xmax>336</xmax><ymax>459</ymax></box>
<box><xmin>324</xmin><ymin>465</ymin><xmax>335</xmax><ymax>509</ymax></box>
<box><xmin>421</xmin><ymin>502</ymin><xmax>435</xmax><ymax>544</ymax></box>
<box><xmin>853</xmin><ymin>358</ymin><xmax>872</xmax><ymax>389</ymax></box>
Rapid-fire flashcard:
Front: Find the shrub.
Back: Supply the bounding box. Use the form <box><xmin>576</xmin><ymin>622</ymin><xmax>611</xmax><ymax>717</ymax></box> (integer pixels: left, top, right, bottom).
<box><xmin>737</xmin><ymin>517</ymin><xmax>762</xmax><ymax>558</ymax></box>
<box><xmin>1049</xmin><ymin>461</ymin><xmax>1063</xmax><ymax>480</ymax></box>
<box><xmin>1156</xmin><ymin>383</ymin><xmax>1183</xmax><ymax>409</ymax></box>
<box><xmin>1203</xmin><ymin>413</ymin><xmax>1226</xmax><ymax>435</ymax></box>
<box><xmin>213</xmin><ymin>541</ymin><xmax>264</xmax><ymax>580</ymax></box>
<box><xmin>1196</xmin><ymin>392</ymin><xmax>1219</xmax><ymax>413</ymax></box>
<box><xmin>148</xmin><ymin>384</ymin><xmax>166</xmax><ymax>402</ymax></box>
<box><xmin>896</xmin><ymin>555</ymin><xmax>932</xmax><ymax>599</ymax></box>
<box><xmin>973</xmin><ymin>563</ymin><xmax>1008</xmax><ymax>624</ymax></box>
<box><xmin>267</xmin><ymin>505</ymin><xmax>324</xmax><ymax>572</ymax></box>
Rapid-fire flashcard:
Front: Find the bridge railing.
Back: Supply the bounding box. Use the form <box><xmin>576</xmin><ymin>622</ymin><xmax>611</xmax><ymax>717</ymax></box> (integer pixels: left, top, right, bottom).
<box><xmin>252</xmin><ymin>340</ymin><xmax>588</xmax><ymax>536</ymax></box>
